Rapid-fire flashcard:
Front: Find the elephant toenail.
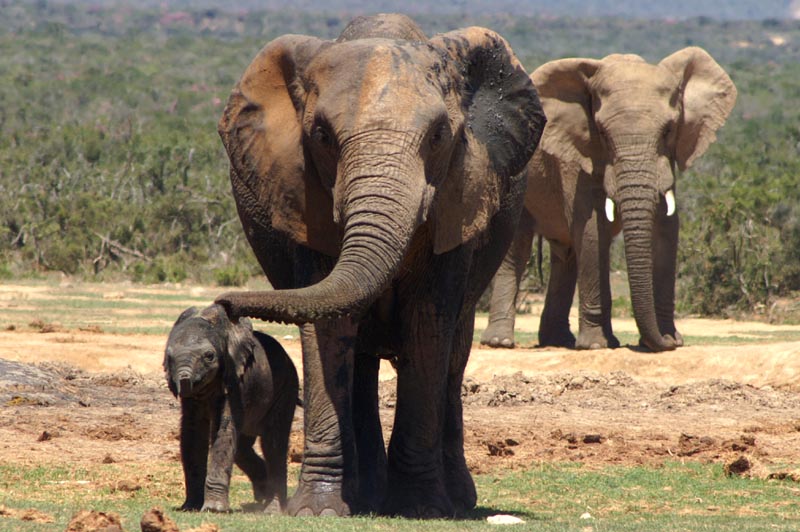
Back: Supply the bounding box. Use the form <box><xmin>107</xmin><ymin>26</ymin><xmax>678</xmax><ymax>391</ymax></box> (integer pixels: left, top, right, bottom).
<box><xmin>320</xmin><ymin>508</ymin><xmax>338</xmax><ymax>517</ymax></box>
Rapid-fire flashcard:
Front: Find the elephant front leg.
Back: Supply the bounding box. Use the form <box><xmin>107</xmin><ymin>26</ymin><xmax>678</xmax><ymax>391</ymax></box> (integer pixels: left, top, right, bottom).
<box><xmin>287</xmin><ymin>319</ymin><xmax>358</xmax><ymax>517</ymax></box>
<box><xmin>538</xmin><ymin>240</ymin><xmax>577</xmax><ymax>348</ymax></box>
<box><xmin>480</xmin><ymin>211</ymin><xmax>535</xmax><ymax>348</ymax></box>
<box><xmin>575</xmin><ymin>210</ymin><xmax>619</xmax><ymax>350</ymax></box>
<box><xmin>178</xmin><ymin>398</ymin><xmax>210</xmax><ymax>511</ymax></box>
<box><xmin>653</xmin><ymin>204</ymin><xmax>683</xmax><ymax>346</ymax></box>
<box><xmin>202</xmin><ymin>397</ymin><xmax>236</xmax><ymax>512</ymax></box>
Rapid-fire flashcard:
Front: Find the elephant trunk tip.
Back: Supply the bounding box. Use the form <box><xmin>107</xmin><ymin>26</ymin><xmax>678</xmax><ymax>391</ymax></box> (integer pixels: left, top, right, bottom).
<box><xmin>178</xmin><ymin>377</ymin><xmax>193</xmax><ymax>398</ymax></box>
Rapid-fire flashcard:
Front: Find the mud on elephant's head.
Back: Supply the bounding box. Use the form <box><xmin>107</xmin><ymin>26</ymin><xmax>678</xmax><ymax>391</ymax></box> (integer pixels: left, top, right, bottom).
<box><xmin>164</xmin><ymin>305</ymin><xmax>254</xmax><ymax>398</ymax></box>
<box><xmin>533</xmin><ymin>47</ymin><xmax>736</xmax><ymax>350</ymax></box>
<box><xmin>217</xmin><ymin>15</ymin><xmax>546</xmax><ymax>324</ymax></box>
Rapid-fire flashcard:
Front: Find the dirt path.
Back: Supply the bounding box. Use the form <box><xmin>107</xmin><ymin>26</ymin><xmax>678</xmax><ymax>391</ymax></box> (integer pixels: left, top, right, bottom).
<box><xmin>0</xmin><ymin>282</ymin><xmax>799</xmax><ymax>479</ymax></box>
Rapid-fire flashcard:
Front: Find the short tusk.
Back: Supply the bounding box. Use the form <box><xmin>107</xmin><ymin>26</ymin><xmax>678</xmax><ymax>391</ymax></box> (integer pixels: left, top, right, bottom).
<box><xmin>665</xmin><ymin>190</ymin><xmax>676</xmax><ymax>217</ymax></box>
<box><xmin>605</xmin><ymin>197</ymin><xmax>615</xmax><ymax>222</ymax></box>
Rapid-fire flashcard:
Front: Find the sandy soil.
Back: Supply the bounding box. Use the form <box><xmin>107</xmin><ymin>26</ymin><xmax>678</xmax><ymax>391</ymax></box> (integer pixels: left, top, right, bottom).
<box><xmin>1</xmin><ymin>287</ymin><xmax>799</xmax><ymax>482</ymax></box>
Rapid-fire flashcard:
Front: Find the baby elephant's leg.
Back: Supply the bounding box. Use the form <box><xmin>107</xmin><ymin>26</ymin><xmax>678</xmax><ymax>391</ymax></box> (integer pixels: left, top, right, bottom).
<box><xmin>259</xmin><ymin>389</ymin><xmax>297</xmax><ymax>514</ymax></box>
<box><xmin>203</xmin><ymin>400</ymin><xmax>236</xmax><ymax>512</ymax></box>
<box><xmin>234</xmin><ymin>434</ymin><xmax>269</xmax><ymax>503</ymax></box>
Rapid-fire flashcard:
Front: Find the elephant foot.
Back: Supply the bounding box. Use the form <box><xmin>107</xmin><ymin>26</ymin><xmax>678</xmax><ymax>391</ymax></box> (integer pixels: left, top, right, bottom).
<box><xmin>638</xmin><ymin>335</ymin><xmax>677</xmax><ymax>352</ymax></box>
<box><xmin>480</xmin><ymin>321</ymin><xmax>515</xmax><ymax>348</ymax></box>
<box><xmin>178</xmin><ymin>499</ymin><xmax>203</xmax><ymax>512</ymax></box>
<box><xmin>263</xmin><ymin>497</ymin><xmax>283</xmax><ymax>515</ymax></box>
<box><xmin>382</xmin><ymin>475</ymin><xmax>454</xmax><ymax>518</ymax></box>
<box><xmin>445</xmin><ymin>459</ymin><xmax>476</xmax><ymax>515</ymax></box>
<box><xmin>200</xmin><ymin>497</ymin><xmax>230</xmax><ymax>513</ymax></box>
<box><xmin>251</xmin><ymin>479</ymin><xmax>272</xmax><ymax>503</ymax></box>
<box><xmin>538</xmin><ymin>329</ymin><xmax>576</xmax><ymax>348</ymax></box>
<box><xmin>576</xmin><ymin>329</ymin><xmax>619</xmax><ymax>350</ymax></box>
<box><xmin>286</xmin><ymin>480</ymin><xmax>352</xmax><ymax>517</ymax></box>
<box><xmin>672</xmin><ymin>330</ymin><xmax>684</xmax><ymax>347</ymax></box>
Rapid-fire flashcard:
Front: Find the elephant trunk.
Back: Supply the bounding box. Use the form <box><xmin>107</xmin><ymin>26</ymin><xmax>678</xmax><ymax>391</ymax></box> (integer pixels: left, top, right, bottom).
<box><xmin>221</xmin><ymin>162</ymin><xmax>424</xmax><ymax>325</ymax></box>
<box><xmin>617</xmin><ymin>171</ymin><xmax>676</xmax><ymax>352</ymax></box>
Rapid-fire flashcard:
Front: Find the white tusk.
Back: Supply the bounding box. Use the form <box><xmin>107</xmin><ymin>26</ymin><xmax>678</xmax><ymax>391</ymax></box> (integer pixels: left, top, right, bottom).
<box><xmin>605</xmin><ymin>197</ymin><xmax>615</xmax><ymax>222</ymax></box>
<box><xmin>665</xmin><ymin>190</ymin><xmax>676</xmax><ymax>216</ymax></box>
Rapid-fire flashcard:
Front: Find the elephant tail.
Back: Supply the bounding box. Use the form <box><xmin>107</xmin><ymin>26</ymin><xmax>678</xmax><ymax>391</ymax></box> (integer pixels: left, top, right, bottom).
<box><xmin>536</xmin><ymin>233</ymin><xmax>544</xmax><ymax>285</ymax></box>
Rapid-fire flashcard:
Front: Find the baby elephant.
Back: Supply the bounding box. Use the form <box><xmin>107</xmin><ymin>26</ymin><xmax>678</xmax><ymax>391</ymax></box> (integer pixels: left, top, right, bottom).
<box><xmin>164</xmin><ymin>304</ymin><xmax>298</xmax><ymax>513</ymax></box>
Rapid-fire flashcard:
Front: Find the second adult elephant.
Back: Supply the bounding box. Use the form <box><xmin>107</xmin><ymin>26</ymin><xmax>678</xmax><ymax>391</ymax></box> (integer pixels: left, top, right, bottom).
<box><xmin>481</xmin><ymin>47</ymin><xmax>736</xmax><ymax>351</ymax></box>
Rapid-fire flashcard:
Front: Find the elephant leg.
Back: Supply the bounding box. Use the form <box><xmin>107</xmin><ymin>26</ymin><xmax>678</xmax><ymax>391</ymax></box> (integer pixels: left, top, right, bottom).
<box><xmin>443</xmin><ymin>313</ymin><xmax>477</xmax><ymax>515</ymax></box>
<box><xmin>383</xmin><ymin>309</ymin><xmax>454</xmax><ymax>518</ymax></box>
<box><xmin>352</xmin><ymin>354</ymin><xmax>387</xmax><ymax>514</ymax></box>
<box><xmin>203</xmin><ymin>396</ymin><xmax>235</xmax><ymax>512</ymax></box>
<box><xmin>258</xmin><ymin>383</ymin><xmax>298</xmax><ymax>514</ymax></box>
<box><xmin>178</xmin><ymin>398</ymin><xmax>211</xmax><ymax>511</ymax></box>
<box><xmin>287</xmin><ymin>319</ymin><xmax>358</xmax><ymax>517</ymax></box>
<box><xmin>480</xmin><ymin>210</ymin><xmax>535</xmax><ymax>348</ymax></box>
<box><xmin>538</xmin><ymin>240</ymin><xmax>577</xmax><ymax>348</ymax></box>
<box><xmin>384</xmin><ymin>249</ymin><xmax>471</xmax><ymax>519</ymax></box>
<box><xmin>653</xmin><ymin>204</ymin><xmax>682</xmax><ymax>346</ymax></box>
<box><xmin>234</xmin><ymin>435</ymin><xmax>269</xmax><ymax>505</ymax></box>
<box><xmin>575</xmin><ymin>210</ymin><xmax>619</xmax><ymax>349</ymax></box>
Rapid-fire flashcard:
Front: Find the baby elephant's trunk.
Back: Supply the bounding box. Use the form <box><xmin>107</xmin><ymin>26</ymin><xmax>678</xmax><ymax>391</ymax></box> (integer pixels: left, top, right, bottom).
<box><xmin>178</xmin><ymin>373</ymin><xmax>193</xmax><ymax>397</ymax></box>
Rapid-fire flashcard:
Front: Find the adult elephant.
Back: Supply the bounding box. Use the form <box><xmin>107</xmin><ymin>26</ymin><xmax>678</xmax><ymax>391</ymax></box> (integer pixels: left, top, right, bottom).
<box><xmin>215</xmin><ymin>14</ymin><xmax>545</xmax><ymax>517</ymax></box>
<box><xmin>481</xmin><ymin>47</ymin><xmax>736</xmax><ymax>351</ymax></box>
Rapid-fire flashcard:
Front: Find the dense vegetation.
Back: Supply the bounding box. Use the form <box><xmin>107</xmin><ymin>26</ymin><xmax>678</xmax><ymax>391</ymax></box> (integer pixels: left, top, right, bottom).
<box><xmin>2</xmin><ymin>1</ymin><xmax>800</xmax><ymax>317</ymax></box>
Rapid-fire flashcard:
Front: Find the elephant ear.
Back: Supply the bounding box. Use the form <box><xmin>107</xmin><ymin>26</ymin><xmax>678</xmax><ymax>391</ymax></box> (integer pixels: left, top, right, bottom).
<box><xmin>225</xmin><ymin>315</ymin><xmax>256</xmax><ymax>382</ymax></box>
<box><xmin>173</xmin><ymin>306</ymin><xmax>199</xmax><ymax>327</ymax></box>
<box><xmin>532</xmin><ymin>58</ymin><xmax>604</xmax><ymax>177</ymax></box>
<box><xmin>429</xmin><ymin>27</ymin><xmax>546</xmax><ymax>254</ymax></box>
<box><xmin>660</xmin><ymin>46</ymin><xmax>737</xmax><ymax>171</ymax></box>
<box><xmin>218</xmin><ymin>35</ymin><xmax>341</xmax><ymax>257</ymax></box>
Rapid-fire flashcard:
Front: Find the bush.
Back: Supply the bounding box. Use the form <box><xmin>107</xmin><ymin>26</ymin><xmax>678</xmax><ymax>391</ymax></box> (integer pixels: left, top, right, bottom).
<box><xmin>213</xmin><ymin>264</ymin><xmax>250</xmax><ymax>287</ymax></box>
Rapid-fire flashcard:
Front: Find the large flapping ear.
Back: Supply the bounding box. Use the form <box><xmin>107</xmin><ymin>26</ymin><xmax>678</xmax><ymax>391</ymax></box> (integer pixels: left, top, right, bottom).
<box><xmin>532</xmin><ymin>58</ymin><xmax>604</xmax><ymax>178</ymax></box>
<box><xmin>218</xmin><ymin>35</ymin><xmax>341</xmax><ymax>257</ymax></box>
<box><xmin>659</xmin><ymin>47</ymin><xmax>737</xmax><ymax>170</ymax></box>
<box><xmin>429</xmin><ymin>27</ymin><xmax>546</xmax><ymax>254</ymax></box>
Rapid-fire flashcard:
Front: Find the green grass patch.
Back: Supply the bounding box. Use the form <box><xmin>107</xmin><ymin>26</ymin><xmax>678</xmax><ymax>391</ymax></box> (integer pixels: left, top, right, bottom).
<box><xmin>1</xmin><ymin>462</ymin><xmax>799</xmax><ymax>531</ymax></box>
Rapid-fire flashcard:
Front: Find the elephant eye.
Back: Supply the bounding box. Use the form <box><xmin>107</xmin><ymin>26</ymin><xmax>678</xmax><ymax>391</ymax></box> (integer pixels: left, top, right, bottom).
<box><xmin>203</xmin><ymin>351</ymin><xmax>215</xmax><ymax>362</ymax></box>
<box><xmin>427</xmin><ymin>119</ymin><xmax>450</xmax><ymax>151</ymax></box>
<box><xmin>313</xmin><ymin>124</ymin><xmax>335</xmax><ymax>148</ymax></box>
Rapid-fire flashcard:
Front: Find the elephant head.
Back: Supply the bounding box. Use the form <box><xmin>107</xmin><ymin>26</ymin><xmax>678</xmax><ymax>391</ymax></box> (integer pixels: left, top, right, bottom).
<box><xmin>533</xmin><ymin>47</ymin><xmax>736</xmax><ymax>351</ymax></box>
<box><xmin>216</xmin><ymin>22</ymin><xmax>545</xmax><ymax>324</ymax></box>
<box><xmin>164</xmin><ymin>305</ymin><xmax>255</xmax><ymax>397</ymax></box>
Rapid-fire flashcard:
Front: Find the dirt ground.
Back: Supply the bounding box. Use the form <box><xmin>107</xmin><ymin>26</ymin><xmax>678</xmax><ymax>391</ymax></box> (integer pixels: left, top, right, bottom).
<box><xmin>1</xmin><ymin>288</ymin><xmax>800</xmax><ymax>483</ymax></box>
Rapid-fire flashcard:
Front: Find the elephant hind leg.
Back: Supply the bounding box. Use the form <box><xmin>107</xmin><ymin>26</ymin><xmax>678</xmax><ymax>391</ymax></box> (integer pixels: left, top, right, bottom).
<box><xmin>480</xmin><ymin>213</ymin><xmax>535</xmax><ymax>349</ymax></box>
<box><xmin>443</xmin><ymin>315</ymin><xmax>477</xmax><ymax>515</ymax></box>
<box><xmin>234</xmin><ymin>435</ymin><xmax>269</xmax><ymax>504</ymax></box>
<box><xmin>258</xmin><ymin>380</ymin><xmax>298</xmax><ymax>514</ymax></box>
<box><xmin>352</xmin><ymin>354</ymin><xmax>387</xmax><ymax>515</ymax></box>
<box><xmin>538</xmin><ymin>241</ymin><xmax>577</xmax><ymax>348</ymax></box>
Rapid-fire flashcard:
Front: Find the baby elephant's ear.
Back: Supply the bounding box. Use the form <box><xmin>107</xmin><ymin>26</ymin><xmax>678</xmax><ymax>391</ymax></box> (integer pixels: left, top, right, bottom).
<box><xmin>429</xmin><ymin>28</ymin><xmax>546</xmax><ymax>254</ymax></box>
<box><xmin>174</xmin><ymin>307</ymin><xmax>199</xmax><ymax>326</ymax></box>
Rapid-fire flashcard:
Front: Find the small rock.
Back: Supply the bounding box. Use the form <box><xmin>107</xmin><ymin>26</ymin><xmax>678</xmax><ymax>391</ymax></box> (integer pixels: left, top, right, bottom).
<box><xmin>580</xmin><ymin>512</ymin><xmax>593</xmax><ymax>519</ymax></box>
<box><xmin>65</xmin><ymin>510</ymin><xmax>123</xmax><ymax>532</ymax></box>
<box><xmin>37</xmin><ymin>431</ymin><xmax>52</xmax><ymax>442</ymax></box>
<box><xmin>487</xmin><ymin>514</ymin><xmax>525</xmax><ymax>525</ymax></box>
<box><xmin>583</xmin><ymin>434</ymin><xmax>604</xmax><ymax>444</ymax></box>
<box><xmin>140</xmin><ymin>507</ymin><xmax>179</xmax><ymax>532</ymax></box>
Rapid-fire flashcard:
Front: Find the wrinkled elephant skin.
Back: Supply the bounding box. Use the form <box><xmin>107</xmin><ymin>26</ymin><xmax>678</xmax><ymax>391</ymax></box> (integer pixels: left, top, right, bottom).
<box><xmin>215</xmin><ymin>14</ymin><xmax>546</xmax><ymax>517</ymax></box>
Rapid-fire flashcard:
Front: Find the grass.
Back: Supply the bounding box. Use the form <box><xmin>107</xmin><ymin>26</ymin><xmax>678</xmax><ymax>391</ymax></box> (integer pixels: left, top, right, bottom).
<box><xmin>1</xmin><ymin>461</ymin><xmax>799</xmax><ymax>531</ymax></box>
<box><xmin>0</xmin><ymin>278</ymin><xmax>299</xmax><ymax>337</ymax></box>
